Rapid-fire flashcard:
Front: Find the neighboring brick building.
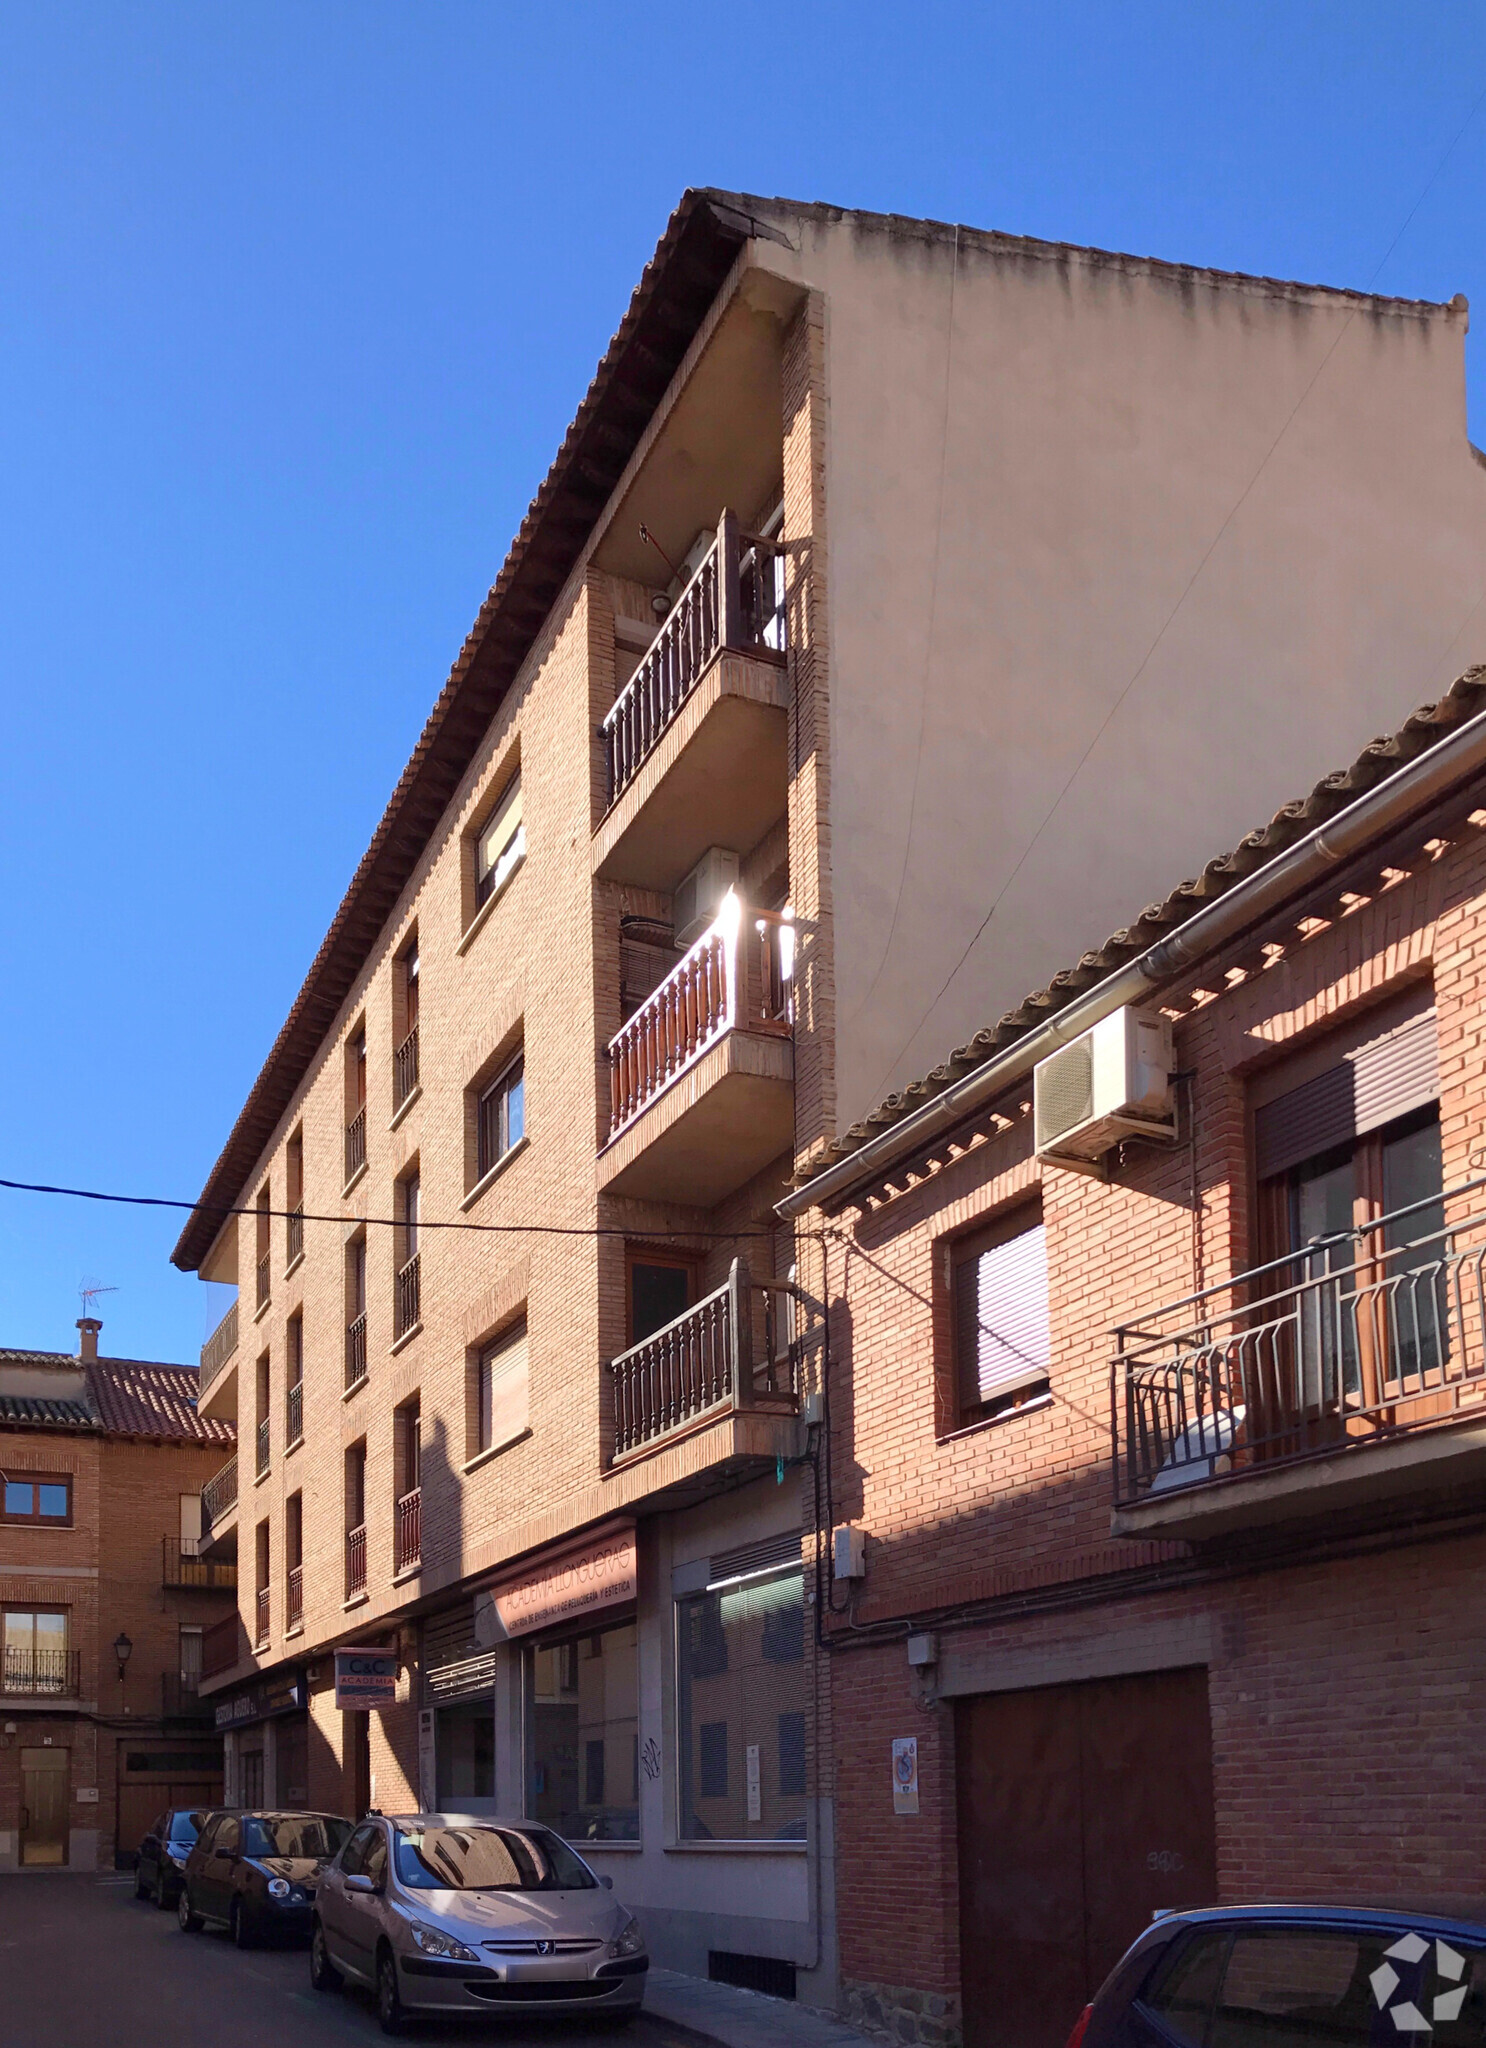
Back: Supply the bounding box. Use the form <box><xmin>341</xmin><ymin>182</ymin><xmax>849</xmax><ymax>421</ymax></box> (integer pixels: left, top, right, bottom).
<box><xmin>169</xmin><ymin>189</ymin><xmax>1486</xmax><ymax>2006</ymax></box>
<box><xmin>0</xmin><ymin>1318</ymin><xmax>235</xmax><ymax>1871</ymax></box>
<box><xmin>781</xmin><ymin>667</ymin><xmax>1486</xmax><ymax>2048</ymax></box>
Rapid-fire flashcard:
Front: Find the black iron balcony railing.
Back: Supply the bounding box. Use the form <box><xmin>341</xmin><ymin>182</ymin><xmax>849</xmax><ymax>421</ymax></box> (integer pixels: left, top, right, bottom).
<box><xmin>287</xmin><ymin>1202</ymin><xmax>304</xmax><ymax>1267</ymax></box>
<box><xmin>199</xmin><ymin>1299</ymin><xmax>239</xmax><ymax>1399</ymax></box>
<box><xmin>602</xmin><ymin>510</ymin><xmax>787</xmax><ymax>809</ymax></box>
<box><xmin>345</xmin><ymin>1314</ymin><xmax>367</xmax><ymax>1391</ymax></box>
<box><xmin>394</xmin><ymin>1025</ymin><xmax>419</xmax><ymax>1109</ymax></box>
<box><xmin>607</xmin><ymin>1257</ymin><xmax>799</xmax><ymax>1460</ymax></box>
<box><xmin>345</xmin><ymin>1107</ymin><xmax>366</xmax><ymax>1183</ymax></box>
<box><xmin>3</xmin><ymin>1648</ymin><xmax>80</xmax><ymax>1697</ymax></box>
<box><xmin>255</xmin><ymin>1416</ymin><xmax>270</xmax><ymax>1478</ymax></box>
<box><xmin>161</xmin><ymin>1672</ymin><xmax>213</xmax><ymax>1719</ymax></box>
<box><xmin>1113</xmin><ymin>1176</ymin><xmax>1486</xmax><ymax>1507</ymax></box>
<box><xmin>256</xmin><ymin>1253</ymin><xmax>270</xmax><ymax>1311</ymax></box>
<box><xmin>345</xmin><ymin>1523</ymin><xmax>367</xmax><ymax>1599</ymax></box>
<box><xmin>395</xmin><ymin>1253</ymin><xmax>421</xmax><ymax>1339</ymax></box>
<box><xmin>255</xmin><ymin>1586</ymin><xmax>270</xmax><ymax>1646</ymax></box>
<box><xmin>162</xmin><ymin>1537</ymin><xmax>237</xmax><ymax>1591</ymax></box>
<box><xmin>287</xmin><ymin>1563</ymin><xmax>304</xmax><ymax>1629</ymax></box>
<box><xmin>201</xmin><ymin>1455</ymin><xmax>238</xmax><ymax>1532</ymax></box>
<box><xmin>287</xmin><ymin>1378</ymin><xmax>303</xmax><ymax>1447</ymax></box>
<box><xmin>395</xmin><ymin>1487</ymin><xmax>421</xmax><ymax>1573</ymax></box>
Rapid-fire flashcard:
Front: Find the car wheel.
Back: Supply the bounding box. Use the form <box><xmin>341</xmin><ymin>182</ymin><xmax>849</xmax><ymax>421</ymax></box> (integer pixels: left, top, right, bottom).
<box><xmin>231</xmin><ymin>1900</ymin><xmax>256</xmax><ymax>1950</ymax></box>
<box><xmin>310</xmin><ymin>1921</ymin><xmax>342</xmax><ymax>1993</ymax></box>
<box><xmin>376</xmin><ymin>1947</ymin><xmax>407</xmax><ymax>2037</ymax></box>
<box><xmin>177</xmin><ymin>1887</ymin><xmax>203</xmax><ymax>1934</ymax></box>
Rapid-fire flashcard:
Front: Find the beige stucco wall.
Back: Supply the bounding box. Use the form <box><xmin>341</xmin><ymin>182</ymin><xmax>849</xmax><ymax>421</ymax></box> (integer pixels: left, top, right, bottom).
<box><xmin>751</xmin><ymin>209</ymin><xmax>1486</xmax><ymax>1132</ymax></box>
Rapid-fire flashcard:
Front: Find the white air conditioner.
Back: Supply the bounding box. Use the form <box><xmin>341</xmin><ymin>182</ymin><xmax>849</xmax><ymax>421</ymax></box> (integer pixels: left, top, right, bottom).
<box><xmin>1034</xmin><ymin>1007</ymin><xmax>1176</xmax><ymax>1167</ymax></box>
<box><xmin>673</xmin><ymin>847</ymin><xmax>741</xmax><ymax>949</ymax></box>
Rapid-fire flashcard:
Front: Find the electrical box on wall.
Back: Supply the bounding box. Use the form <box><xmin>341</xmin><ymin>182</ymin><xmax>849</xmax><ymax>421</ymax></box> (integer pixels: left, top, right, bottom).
<box><xmin>832</xmin><ymin>1525</ymin><xmax>866</xmax><ymax>1580</ymax></box>
<box><xmin>674</xmin><ymin>847</ymin><xmax>741</xmax><ymax>949</ymax></box>
<box><xmin>1034</xmin><ymin>1006</ymin><xmax>1176</xmax><ymax>1169</ymax></box>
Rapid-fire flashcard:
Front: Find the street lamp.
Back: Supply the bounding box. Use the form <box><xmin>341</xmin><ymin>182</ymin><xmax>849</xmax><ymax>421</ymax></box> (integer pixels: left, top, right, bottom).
<box><xmin>113</xmin><ymin>1631</ymin><xmax>133</xmax><ymax>1711</ymax></box>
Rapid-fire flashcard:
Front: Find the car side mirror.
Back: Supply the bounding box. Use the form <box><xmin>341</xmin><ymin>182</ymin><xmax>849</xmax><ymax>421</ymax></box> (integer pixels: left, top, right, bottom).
<box><xmin>600</xmin><ymin>1875</ymin><xmax>614</xmax><ymax>1890</ymax></box>
<box><xmin>344</xmin><ymin>1872</ymin><xmax>378</xmax><ymax>1895</ymax></box>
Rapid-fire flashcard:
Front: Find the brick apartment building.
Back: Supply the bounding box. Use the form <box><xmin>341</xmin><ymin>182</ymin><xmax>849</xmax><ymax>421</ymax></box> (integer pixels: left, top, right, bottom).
<box><xmin>0</xmin><ymin>1318</ymin><xmax>234</xmax><ymax>1871</ymax></box>
<box><xmin>169</xmin><ymin>189</ymin><xmax>1486</xmax><ymax>2003</ymax></box>
<box><xmin>781</xmin><ymin>665</ymin><xmax>1486</xmax><ymax>2048</ymax></box>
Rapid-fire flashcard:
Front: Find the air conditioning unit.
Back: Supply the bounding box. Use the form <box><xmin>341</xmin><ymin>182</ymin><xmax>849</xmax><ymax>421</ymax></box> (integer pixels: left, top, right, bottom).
<box><xmin>1034</xmin><ymin>1007</ymin><xmax>1175</xmax><ymax>1167</ymax></box>
<box><xmin>673</xmin><ymin>847</ymin><xmax>741</xmax><ymax>949</ymax></box>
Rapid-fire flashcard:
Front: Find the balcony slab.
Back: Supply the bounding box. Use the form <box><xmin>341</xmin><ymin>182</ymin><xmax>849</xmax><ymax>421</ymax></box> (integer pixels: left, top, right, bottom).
<box><xmin>1111</xmin><ymin>1413</ymin><xmax>1486</xmax><ymax>1542</ymax></box>
<box><xmin>594</xmin><ymin>648</ymin><xmax>788</xmax><ymax>891</ymax></box>
<box><xmin>597</xmin><ymin>1030</ymin><xmax>793</xmax><ymax>1207</ymax></box>
<box><xmin>198</xmin><ymin>1353</ymin><xmax>238</xmax><ymax>1425</ymax></box>
<box><xmin>606</xmin><ymin>1402</ymin><xmax>803</xmax><ymax>1514</ymax></box>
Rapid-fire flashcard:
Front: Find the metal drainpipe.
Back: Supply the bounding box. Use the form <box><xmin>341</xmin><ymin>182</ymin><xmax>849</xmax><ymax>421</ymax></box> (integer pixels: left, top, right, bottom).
<box><xmin>778</xmin><ymin>701</ymin><xmax>1486</xmax><ymax>1222</ymax></box>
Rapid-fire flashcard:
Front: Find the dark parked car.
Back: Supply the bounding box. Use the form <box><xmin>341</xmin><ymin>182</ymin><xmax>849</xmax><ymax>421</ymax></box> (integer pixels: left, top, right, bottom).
<box><xmin>177</xmin><ymin>1809</ymin><xmax>355</xmax><ymax>1949</ymax></box>
<box><xmin>133</xmin><ymin>1809</ymin><xmax>208</xmax><ymax>1909</ymax></box>
<box><xmin>1066</xmin><ymin>1903</ymin><xmax>1486</xmax><ymax>2047</ymax></box>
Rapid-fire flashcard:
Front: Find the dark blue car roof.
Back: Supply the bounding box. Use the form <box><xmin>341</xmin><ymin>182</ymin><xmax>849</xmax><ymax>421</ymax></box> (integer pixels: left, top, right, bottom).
<box><xmin>1134</xmin><ymin>1903</ymin><xmax>1486</xmax><ymax>1953</ymax></box>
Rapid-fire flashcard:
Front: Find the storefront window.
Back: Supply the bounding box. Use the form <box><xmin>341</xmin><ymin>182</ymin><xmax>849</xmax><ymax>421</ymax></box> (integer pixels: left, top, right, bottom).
<box><xmin>436</xmin><ymin>1698</ymin><xmax>495</xmax><ymax>1805</ymax></box>
<box><xmin>528</xmin><ymin>1619</ymin><xmax>638</xmax><ymax>1842</ymax></box>
<box><xmin>677</xmin><ymin>1566</ymin><xmax>806</xmax><ymax>1841</ymax></box>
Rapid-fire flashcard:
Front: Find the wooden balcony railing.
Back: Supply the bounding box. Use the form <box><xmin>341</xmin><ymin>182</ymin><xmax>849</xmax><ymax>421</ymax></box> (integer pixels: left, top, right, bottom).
<box><xmin>256</xmin><ymin>1253</ymin><xmax>270</xmax><ymax>1311</ymax></box>
<box><xmin>608</xmin><ymin>1257</ymin><xmax>799</xmax><ymax>1460</ymax></box>
<box><xmin>287</xmin><ymin>1563</ymin><xmax>304</xmax><ymax>1629</ymax></box>
<box><xmin>395</xmin><ymin>1487</ymin><xmax>422</xmax><ymax>1573</ymax></box>
<box><xmin>602</xmin><ymin>510</ymin><xmax>787</xmax><ymax>808</ymax></box>
<box><xmin>199</xmin><ymin>1299</ymin><xmax>239</xmax><ymax>1398</ymax></box>
<box><xmin>345</xmin><ymin>1314</ymin><xmax>367</xmax><ymax>1391</ymax></box>
<box><xmin>201</xmin><ymin>1611</ymin><xmax>248</xmax><ymax>1679</ymax></box>
<box><xmin>255</xmin><ymin>1586</ymin><xmax>270</xmax><ymax>1647</ymax></box>
<box><xmin>287</xmin><ymin>1378</ymin><xmax>303</xmax><ymax>1447</ymax></box>
<box><xmin>162</xmin><ymin>1538</ymin><xmax>236</xmax><ymax>1591</ymax></box>
<box><xmin>394</xmin><ymin>1025</ymin><xmax>419</xmax><ymax>1109</ymax></box>
<box><xmin>201</xmin><ymin>1455</ymin><xmax>238</xmax><ymax>1532</ymax></box>
<box><xmin>1113</xmin><ymin>1175</ymin><xmax>1486</xmax><ymax>1506</ymax></box>
<box><xmin>606</xmin><ymin>897</ymin><xmax>792</xmax><ymax>1144</ymax></box>
<box><xmin>345</xmin><ymin>1107</ymin><xmax>366</xmax><ymax>1183</ymax></box>
<box><xmin>395</xmin><ymin>1253</ymin><xmax>421</xmax><ymax>1340</ymax></box>
<box><xmin>287</xmin><ymin>1202</ymin><xmax>304</xmax><ymax>1267</ymax></box>
<box><xmin>2</xmin><ymin>1648</ymin><xmax>80</xmax><ymax>1697</ymax></box>
<box><xmin>345</xmin><ymin>1523</ymin><xmax>368</xmax><ymax>1599</ymax></box>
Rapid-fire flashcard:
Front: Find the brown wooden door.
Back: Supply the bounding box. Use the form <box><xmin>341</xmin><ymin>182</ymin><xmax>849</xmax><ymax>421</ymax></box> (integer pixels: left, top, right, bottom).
<box><xmin>957</xmin><ymin>1667</ymin><xmax>1217</xmax><ymax>2048</ymax></box>
<box><xmin>20</xmin><ymin>1748</ymin><xmax>69</xmax><ymax>1866</ymax></box>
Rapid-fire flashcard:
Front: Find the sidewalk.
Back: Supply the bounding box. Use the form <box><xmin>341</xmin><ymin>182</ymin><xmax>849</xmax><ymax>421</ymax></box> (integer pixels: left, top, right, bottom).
<box><xmin>645</xmin><ymin>1968</ymin><xmax>876</xmax><ymax>2048</ymax></box>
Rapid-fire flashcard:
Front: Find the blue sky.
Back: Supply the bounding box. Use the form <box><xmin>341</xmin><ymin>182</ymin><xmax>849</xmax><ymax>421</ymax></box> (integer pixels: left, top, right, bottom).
<box><xmin>2</xmin><ymin>1</ymin><xmax>1486</xmax><ymax>1362</ymax></box>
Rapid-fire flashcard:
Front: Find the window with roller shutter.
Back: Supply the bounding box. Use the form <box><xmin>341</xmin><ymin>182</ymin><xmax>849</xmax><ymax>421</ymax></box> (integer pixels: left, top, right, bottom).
<box><xmin>948</xmin><ymin>1201</ymin><xmax>1053</xmax><ymax>1429</ymax></box>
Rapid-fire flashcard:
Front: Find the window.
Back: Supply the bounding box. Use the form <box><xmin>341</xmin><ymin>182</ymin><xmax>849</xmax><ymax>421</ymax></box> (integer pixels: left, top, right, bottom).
<box><xmin>474</xmin><ymin>772</ymin><xmax>524</xmax><ymax>910</ymax></box>
<box><xmin>2</xmin><ymin>1476</ymin><xmax>71</xmax><ymax>1525</ymax></box>
<box><xmin>627</xmin><ymin>1247</ymin><xmax>697</xmax><ymax>1347</ymax></box>
<box><xmin>677</xmin><ymin>1564</ymin><xmax>806</xmax><ymax>1842</ymax></box>
<box><xmin>286</xmin><ymin>1314</ymin><xmax>304</xmax><ymax>1444</ymax></box>
<box><xmin>395</xmin><ymin>940</ymin><xmax>420</xmax><ymax>1107</ymax></box>
<box><xmin>178</xmin><ymin>1626</ymin><xmax>203</xmax><ymax>1688</ymax></box>
<box><xmin>3</xmin><ymin>1609</ymin><xmax>68</xmax><ymax>1693</ymax></box>
<box><xmin>286</xmin><ymin>1494</ymin><xmax>303</xmax><ymax>1626</ymax></box>
<box><xmin>255</xmin><ymin>1352</ymin><xmax>270</xmax><ymax>1476</ymax></box>
<box><xmin>395</xmin><ymin>1174</ymin><xmax>421</xmax><ymax>1338</ymax></box>
<box><xmin>346</xmin><ymin>1234</ymin><xmax>368</xmax><ymax>1389</ymax></box>
<box><xmin>474</xmin><ymin>1319</ymin><xmax>529</xmax><ymax>1456</ymax></box>
<box><xmin>345</xmin><ymin>1028</ymin><xmax>368</xmax><ymax>1182</ymax></box>
<box><xmin>255</xmin><ymin>1184</ymin><xmax>271</xmax><ymax>1309</ymax></box>
<box><xmin>949</xmin><ymin>1202</ymin><xmax>1052</xmax><ymax>1427</ymax></box>
<box><xmin>394</xmin><ymin>1399</ymin><xmax>421</xmax><ymax>1570</ymax></box>
<box><xmin>255</xmin><ymin>1520</ymin><xmax>270</xmax><ymax>1643</ymax></box>
<box><xmin>286</xmin><ymin>1130</ymin><xmax>304</xmax><ymax>1265</ymax></box>
<box><xmin>477</xmin><ymin>1053</ymin><xmax>525</xmax><ymax>1181</ymax></box>
<box><xmin>345</xmin><ymin>1444</ymin><xmax>367</xmax><ymax>1597</ymax></box>
<box><xmin>528</xmin><ymin>1618</ymin><xmax>638</xmax><ymax>1841</ymax></box>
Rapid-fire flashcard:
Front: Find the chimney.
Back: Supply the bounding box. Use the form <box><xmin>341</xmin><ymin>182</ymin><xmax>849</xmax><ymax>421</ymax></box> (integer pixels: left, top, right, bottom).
<box><xmin>76</xmin><ymin>1317</ymin><xmax>101</xmax><ymax>1364</ymax></box>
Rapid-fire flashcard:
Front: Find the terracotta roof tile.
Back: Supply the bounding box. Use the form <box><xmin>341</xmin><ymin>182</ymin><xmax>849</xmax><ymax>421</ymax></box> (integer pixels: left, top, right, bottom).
<box><xmin>86</xmin><ymin>1357</ymin><xmax>234</xmax><ymax>1446</ymax></box>
<box><xmin>0</xmin><ymin>1393</ymin><xmax>96</xmax><ymax>1431</ymax></box>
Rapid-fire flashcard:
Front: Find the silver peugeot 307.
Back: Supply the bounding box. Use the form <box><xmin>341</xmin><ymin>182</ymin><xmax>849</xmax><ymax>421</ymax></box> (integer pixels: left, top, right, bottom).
<box><xmin>310</xmin><ymin>1812</ymin><xmax>648</xmax><ymax>2035</ymax></box>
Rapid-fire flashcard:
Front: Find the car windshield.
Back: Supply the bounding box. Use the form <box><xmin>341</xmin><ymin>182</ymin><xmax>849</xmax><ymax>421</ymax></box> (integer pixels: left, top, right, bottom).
<box><xmin>393</xmin><ymin>1824</ymin><xmax>596</xmax><ymax>1892</ymax></box>
<box><xmin>167</xmin><ymin>1811</ymin><xmax>205</xmax><ymax>1845</ymax></box>
<box><xmin>243</xmin><ymin>1816</ymin><xmax>353</xmax><ymax>1859</ymax></box>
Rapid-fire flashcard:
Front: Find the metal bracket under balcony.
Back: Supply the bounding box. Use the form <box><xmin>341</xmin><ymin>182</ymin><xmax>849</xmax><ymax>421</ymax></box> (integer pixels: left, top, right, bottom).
<box><xmin>1110</xmin><ymin>1177</ymin><xmax>1486</xmax><ymax>1540</ymax></box>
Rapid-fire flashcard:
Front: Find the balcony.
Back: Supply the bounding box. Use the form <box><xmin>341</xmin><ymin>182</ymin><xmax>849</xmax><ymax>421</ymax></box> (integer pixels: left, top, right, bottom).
<box><xmin>1111</xmin><ymin>1178</ymin><xmax>1486</xmax><ymax>1541</ymax></box>
<box><xmin>255</xmin><ymin>1586</ymin><xmax>270</xmax><ymax>1647</ymax></box>
<box><xmin>395</xmin><ymin>1254</ymin><xmax>421</xmax><ymax>1341</ymax></box>
<box><xmin>198</xmin><ymin>1299</ymin><xmax>239</xmax><ymax>1422</ymax></box>
<box><xmin>202</xmin><ymin>1611</ymin><xmax>248</xmax><ymax>1680</ymax></box>
<box><xmin>395</xmin><ymin>1487</ymin><xmax>421</xmax><ymax>1574</ymax></box>
<box><xmin>346</xmin><ymin>1314</ymin><xmax>367</xmax><ymax>1392</ymax></box>
<box><xmin>255</xmin><ymin>1253</ymin><xmax>270</xmax><ymax>1313</ymax></box>
<box><xmin>287</xmin><ymin>1377</ymin><xmax>303</xmax><ymax>1447</ymax></box>
<box><xmin>345</xmin><ymin>1107</ymin><xmax>366</xmax><ymax>1185</ymax></box>
<box><xmin>608</xmin><ymin>1259</ymin><xmax>799</xmax><ymax>1478</ymax></box>
<box><xmin>161</xmin><ymin>1673</ymin><xmax>214</xmax><ymax>1721</ymax></box>
<box><xmin>162</xmin><ymin>1538</ymin><xmax>236</xmax><ymax>1592</ymax></box>
<box><xmin>345</xmin><ymin>1524</ymin><xmax>367</xmax><ymax>1600</ymax></box>
<box><xmin>594</xmin><ymin>511</ymin><xmax>789</xmax><ymax>891</ymax></box>
<box><xmin>598</xmin><ymin>897</ymin><xmax>793</xmax><ymax>1207</ymax></box>
<box><xmin>2</xmin><ymin>1648</ymin><xmax>81</xmax><ymax>1698</ymax></box>
<box><xmin>287</xmin><ymin>1202</ymin><xmax>304</xmax><ymax>1268</ymax></box>
<box><xmin>394</xmin><ymin>1025</ymin><xmax>419</xmax><ymax>1110</ymax></box>
<box><xmin>201</xmin><ymin>1455</ymin><xmax>238</xmax><ymax>1547</ymax></box>
<box><xmin>255</xmin><ymin>1416</ymin><xmax>270</xmax><ymax>1479</ymax></box>
<box><xmin>287</xmin><ymin>1563</ymin><xmax>304</xmax><ymax>1630</ymax></box>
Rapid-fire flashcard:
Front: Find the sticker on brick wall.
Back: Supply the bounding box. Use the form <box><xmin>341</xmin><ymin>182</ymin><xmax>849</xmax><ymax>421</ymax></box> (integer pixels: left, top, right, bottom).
<box><xmin>892</xmin><ymin>1736</ymin><xmax>919</xmax><ymax>1815</ymax></box>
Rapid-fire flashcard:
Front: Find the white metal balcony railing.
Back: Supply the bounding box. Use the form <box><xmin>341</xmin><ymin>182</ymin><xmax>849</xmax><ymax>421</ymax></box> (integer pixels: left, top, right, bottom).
<box><xmin>606</xmin><ymin>894</ymin><xmax>793</xmax><ymax>1145</ymax></box>
<box><xmin>1113</xmin><ymin>1175</ymin><xmax>1486</xmax><ymax>1506</ymax></box>
<box><xmin>199</xmin><ymin>1300</ymin><xmax>239</xmax><ymax>1397</ymax></box>
<box><xmin>602</xmin><ymin>509</ymin><xmax>786</xmax><ymax>808</ymax></box>
<box><xmin>201</xmin><ymin>1455</ymin><xmax>238</xmax><ymax>1532</ymax></box>
<box><xmin>3</xmin><ymin>1648</ymin><xmax>80</xmax><ymax>1697</ymax></box>
<box><xmin>608</xmin><ymin>1257</ymin><xmax>798</xmax><ymax>1460</ymax></box>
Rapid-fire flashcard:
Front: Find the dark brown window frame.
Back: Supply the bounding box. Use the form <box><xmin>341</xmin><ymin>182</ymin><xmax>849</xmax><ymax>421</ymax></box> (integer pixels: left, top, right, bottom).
<box><xmin>1</xmin><ymin>1474</ymin><xmax>73</xmax><ymax>1527</ymax></box>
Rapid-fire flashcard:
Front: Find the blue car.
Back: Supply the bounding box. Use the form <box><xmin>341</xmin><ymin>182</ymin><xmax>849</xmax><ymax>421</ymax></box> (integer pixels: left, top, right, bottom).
<box><xmin>1066</xmin><ymin>1904</ymin><xmax>1486</xmax><ymax>2046</ymax></box>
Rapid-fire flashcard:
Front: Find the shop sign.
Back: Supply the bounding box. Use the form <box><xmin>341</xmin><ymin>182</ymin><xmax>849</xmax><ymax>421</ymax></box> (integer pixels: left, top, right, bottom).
<box><xmin>335</xmin><ymin>1649</ymin><xmax>398</xmax><ymax>1710</ymax></box>
<box><xmin>484</xmin><ymin>1522</ymin><xmax>636</xmax><ymax>1640</ymax></box>
<box><xmin>213</xmin><ymin>1674</ymin><xmax>306</xmax><ymax>1730</ymax></box>
<box><xmin>215</xmin><ymin>1694</ymin><xmax>256</xmax><ymax>1730</ymax></box>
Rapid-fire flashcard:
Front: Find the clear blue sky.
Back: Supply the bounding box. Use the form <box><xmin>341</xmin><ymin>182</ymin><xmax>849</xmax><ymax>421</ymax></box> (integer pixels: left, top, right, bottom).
<box><xmin>2</xmin><ymin>1</ymin><xmax>1485</xmax><ymax>1363</ymax></box>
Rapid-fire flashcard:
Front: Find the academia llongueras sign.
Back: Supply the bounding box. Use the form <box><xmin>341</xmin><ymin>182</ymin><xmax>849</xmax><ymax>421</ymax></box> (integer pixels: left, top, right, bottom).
<box><xmin>477</xmin><ymin>1523</ymin><xmax>636</xmax><ymax>1642</ymax></box>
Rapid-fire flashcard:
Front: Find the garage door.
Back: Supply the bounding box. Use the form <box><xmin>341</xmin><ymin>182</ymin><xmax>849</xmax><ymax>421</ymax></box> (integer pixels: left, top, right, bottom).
<box><xmin>956</xmin><ymin>1665</ymin><xmax>1217</xmax><ymax>2048</ymax></box>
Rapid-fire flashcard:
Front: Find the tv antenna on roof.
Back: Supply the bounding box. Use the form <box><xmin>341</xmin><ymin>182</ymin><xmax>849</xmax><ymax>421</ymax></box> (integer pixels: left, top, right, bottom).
<box><xmin>79</xmin><ymin>1278</ymin><xmax>118</xmax><ymax>1317</ymax></box>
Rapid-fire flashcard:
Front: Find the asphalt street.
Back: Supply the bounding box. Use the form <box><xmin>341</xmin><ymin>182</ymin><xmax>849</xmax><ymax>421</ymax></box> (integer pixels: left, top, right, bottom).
<box><xmin>0</xmin><ymin>1875</ymin><xmax>696</xmax><ymax>2048</ymax></box>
